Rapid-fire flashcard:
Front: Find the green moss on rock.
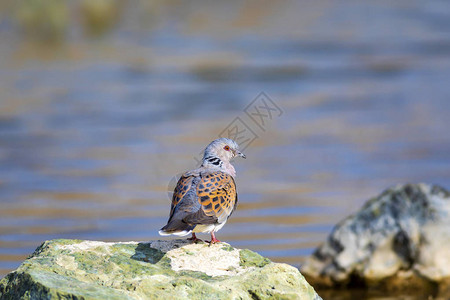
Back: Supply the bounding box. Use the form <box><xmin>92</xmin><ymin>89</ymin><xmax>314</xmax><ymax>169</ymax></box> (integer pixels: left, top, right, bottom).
<box><xmin>240</xmin><ymin>248</ymin><xmax>271</xmax><ymax>268</ymax></box>
<box><xmin>0</xmin><ymin>239</ymin><xmax>321</xmax><ymax>300</ymax></box>
<box><xmin>221</xmin><ymin>244</ymin><xmax>234</xmax><ymax>252</ymax></box>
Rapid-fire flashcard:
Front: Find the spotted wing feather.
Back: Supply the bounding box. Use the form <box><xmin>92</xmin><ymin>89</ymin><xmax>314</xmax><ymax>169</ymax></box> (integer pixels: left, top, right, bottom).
<box><xmin>170</xmin><ymin>174</ymin><xmax>194</xmax><ymax>217</ymax></box>
<box><xmin>196</xmin><ymin>171</ymin><xmax>237</xmax><ymax>223</ymax></box>
<box><xmin>160</xmin><ymin>172</ymin><xmax>201</xmax><ymax>233</ymax></box>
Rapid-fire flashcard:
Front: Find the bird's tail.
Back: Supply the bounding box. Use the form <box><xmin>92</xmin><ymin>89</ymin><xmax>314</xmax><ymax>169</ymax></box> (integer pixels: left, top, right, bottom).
<box><xmin>159</xmin><ymin>221</ymin><xmax>194</xmax><ymax>236</ymax></box>
<box><xmin>158</xmin><ymin>229</ymin><xmax>192</xmax><ymax>236</ymax></box>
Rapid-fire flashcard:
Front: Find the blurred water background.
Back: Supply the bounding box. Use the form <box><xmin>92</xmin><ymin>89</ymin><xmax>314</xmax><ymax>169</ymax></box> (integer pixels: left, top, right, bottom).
<box><xmin>0</xmin><ymin>1</ymin><xmax>449</xmax><ymax>298</ymax></box>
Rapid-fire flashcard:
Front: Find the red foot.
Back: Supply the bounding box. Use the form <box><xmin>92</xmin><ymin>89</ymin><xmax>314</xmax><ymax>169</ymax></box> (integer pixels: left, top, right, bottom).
<box><xmin>207</xmin><ymin>232</ymin><xmax>221</xmax><ymax>245</ymax></box>
<box><xmin>187</xmin><ymin>233</ymin><xmax>202</xmax><ymax>243</ymax></box>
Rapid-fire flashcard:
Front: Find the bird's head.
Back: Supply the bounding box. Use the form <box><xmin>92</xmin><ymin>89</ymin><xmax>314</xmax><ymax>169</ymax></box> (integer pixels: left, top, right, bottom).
<box><xmin>202</xmin><ymin>138</ymin><xmax>246</xmax><ymax>164</ymax></box>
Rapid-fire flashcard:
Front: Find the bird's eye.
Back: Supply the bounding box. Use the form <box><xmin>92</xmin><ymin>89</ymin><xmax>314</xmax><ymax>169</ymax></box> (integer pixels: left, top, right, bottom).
<box><xmin>224</xmin><ymin>145</ymin><xmax>230</xmax><ymax>151</ymax></box>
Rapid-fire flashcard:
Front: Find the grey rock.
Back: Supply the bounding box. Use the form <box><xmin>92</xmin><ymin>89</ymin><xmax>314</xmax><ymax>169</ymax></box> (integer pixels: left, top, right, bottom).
<box><xmin>302</xmin><ymin>183</ymin><xmax>450</xmax><ymax>297</ymax></box>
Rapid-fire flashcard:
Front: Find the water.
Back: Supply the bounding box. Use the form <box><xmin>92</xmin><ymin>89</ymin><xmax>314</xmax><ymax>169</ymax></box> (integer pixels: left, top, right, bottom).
<box><xmin>0</xmin><ymin>1</ymin><xmax>450</xmax><ymax>298</ymax></box>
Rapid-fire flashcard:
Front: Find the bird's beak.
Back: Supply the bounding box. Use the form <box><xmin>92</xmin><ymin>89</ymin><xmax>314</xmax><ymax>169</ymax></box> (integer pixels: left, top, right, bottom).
<box><xmin>237</xmin><ymin>151</ymin><xmax>246</xmax><ymax>159</ymax></box>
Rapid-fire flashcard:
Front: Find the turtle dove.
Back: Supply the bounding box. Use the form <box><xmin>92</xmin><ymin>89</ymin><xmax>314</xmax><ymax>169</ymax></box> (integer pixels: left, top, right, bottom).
<box><xmin>159</xmin><ymin>138</ymin><xmax>245</xmax><ymax>244</ymax></box>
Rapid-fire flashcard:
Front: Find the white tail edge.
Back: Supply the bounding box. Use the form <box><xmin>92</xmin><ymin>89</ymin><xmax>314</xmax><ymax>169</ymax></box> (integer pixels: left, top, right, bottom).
<box><xmin>158</xmin><ymin>230</ymin><xmax>192</xmax><ymax>237</ymax></box>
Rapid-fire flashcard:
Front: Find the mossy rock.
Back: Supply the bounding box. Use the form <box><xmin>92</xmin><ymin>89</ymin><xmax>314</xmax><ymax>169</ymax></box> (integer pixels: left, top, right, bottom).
<box><xmin>0</xmin><ymin>239</ymin><xmax>321</xmax><ymax>300</ymax></box>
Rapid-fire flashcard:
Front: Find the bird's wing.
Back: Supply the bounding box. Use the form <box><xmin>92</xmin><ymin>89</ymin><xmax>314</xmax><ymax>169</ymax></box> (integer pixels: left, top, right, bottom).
<box><xmin>160</xmin><ymin>170</ymin><xmax>202</xmax><ymax>234</ymax></box>
<box><xmin>194</xmin><ymin>171</ymin><xmax>237</xmax><ymax>224</ymax></box>
<box><xmin>170</xmin><ymin>173</ymin><xmax>195</xmax><ymax>217</ymax></box>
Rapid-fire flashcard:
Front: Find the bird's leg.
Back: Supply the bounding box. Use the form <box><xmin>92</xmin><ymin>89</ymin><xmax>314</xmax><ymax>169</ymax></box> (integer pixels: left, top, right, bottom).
<box><xmin>187</xmin><ymin>233</ymin><xmax>202</xmax><ymax>243</ymax></box>
<box><xmin>208</xmin><ymin>231</ymin><xmax>221</xmax><ymax>246</ymax></box>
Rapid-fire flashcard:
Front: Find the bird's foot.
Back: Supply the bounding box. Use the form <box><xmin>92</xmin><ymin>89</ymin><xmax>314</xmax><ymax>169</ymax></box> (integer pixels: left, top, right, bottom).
<box><xmin>187</xmin><ymin>233</ymin><xmax>202</xmax><ymax>243</ymax></box>
<box><xmin>207</xmin><ymin>232</ymin><xmax>221</xmax><ymax>246</ymax></box>
<box><xmin>207</xmin><ymin>238</ymin><xmax>221</xmax><ymax>246</ymax></box>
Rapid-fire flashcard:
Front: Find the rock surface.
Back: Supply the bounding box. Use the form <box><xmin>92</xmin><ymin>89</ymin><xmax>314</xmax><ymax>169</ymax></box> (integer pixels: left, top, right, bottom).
<box><xmin>302</xmin><ymin>183</ymin><xmax>450</xmax><ymax>297</ymax></box>
<box><xmin>0</xmin><ymin>239</ymin><xmax>321</xmax><ymax>300</ymax></box>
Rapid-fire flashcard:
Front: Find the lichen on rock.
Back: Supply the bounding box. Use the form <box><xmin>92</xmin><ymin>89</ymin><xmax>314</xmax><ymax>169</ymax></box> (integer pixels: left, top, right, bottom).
<box><xmin>302</xmin><ymin>183</ymin><xmax>450</xmax><ymax>298</ymax></box>
<box><xmin>0</xmin><ymin>238</ymin><xmax>321</xmax><ymax>300</ymax></box>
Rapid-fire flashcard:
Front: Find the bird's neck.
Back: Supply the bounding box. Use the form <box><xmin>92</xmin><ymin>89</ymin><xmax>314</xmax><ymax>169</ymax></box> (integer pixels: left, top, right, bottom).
<box><xmin>202</xmin><ymin>156</ymin><xmax>236</xmax><ymax>177</ymax></box>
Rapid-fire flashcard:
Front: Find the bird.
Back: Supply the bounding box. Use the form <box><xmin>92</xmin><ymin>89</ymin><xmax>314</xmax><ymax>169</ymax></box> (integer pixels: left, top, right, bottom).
<box><xmin>159</xmin><ymin>138</ymin><xmax>246</xmax><ymax>244</ymax></box>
